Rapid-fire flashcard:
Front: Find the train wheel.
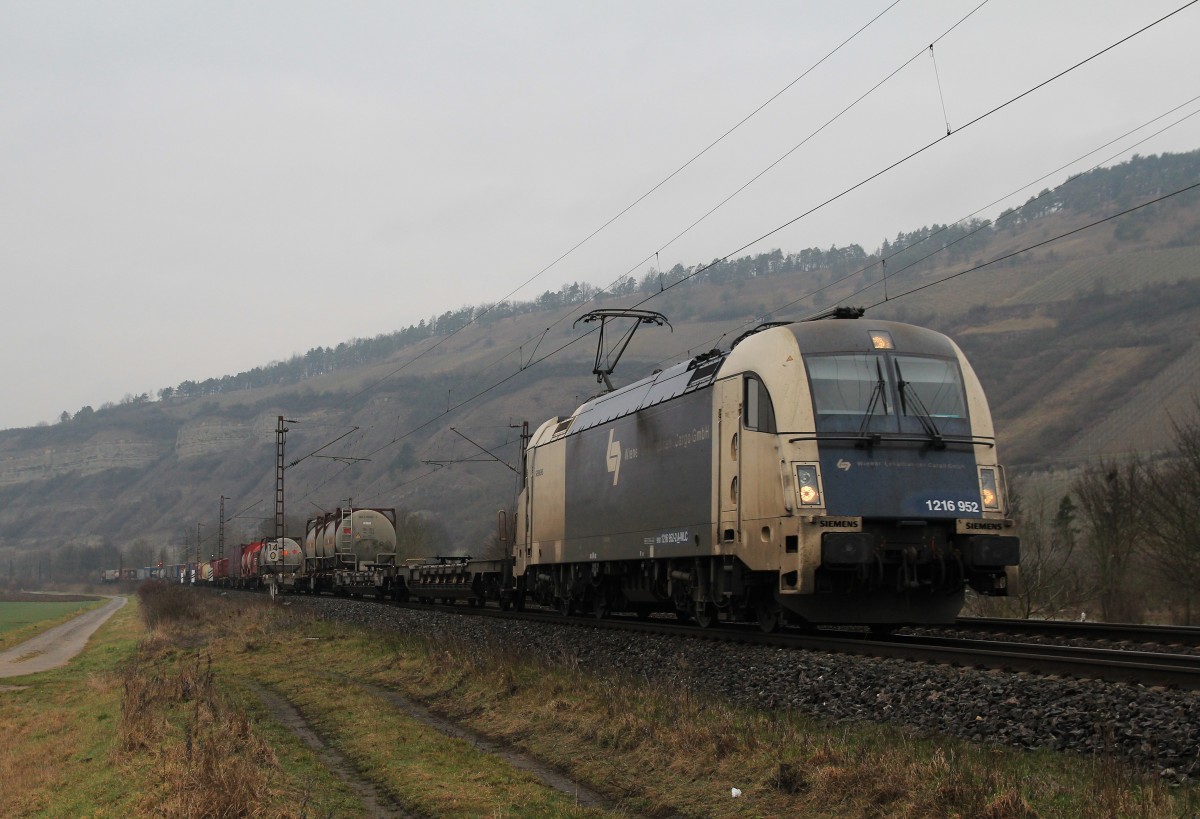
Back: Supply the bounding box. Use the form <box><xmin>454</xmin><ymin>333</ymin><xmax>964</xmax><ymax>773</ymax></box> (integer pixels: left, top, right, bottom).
<box><xmin>757</xmin><ymin>603</ymin><xmax>782</xmax><ymax>634</ymax></box>
<box><xmin>694</xmin><ymin>602</ymin><xmax>718</xmax><ymax>629</ymax></box>
<box><xmin>557</xmin><ymin>596</ymin><xmax>573</xmax><ymax>617</ymax></box>
<box><xmin>634</xmin><ymin>604</ymin><xmax>652</xmax><ymax>620</ymax></box>
<box><xmin>868</xmin><ymin>623</ymin><xmax>896</xmax><ymax>636</ymax></box>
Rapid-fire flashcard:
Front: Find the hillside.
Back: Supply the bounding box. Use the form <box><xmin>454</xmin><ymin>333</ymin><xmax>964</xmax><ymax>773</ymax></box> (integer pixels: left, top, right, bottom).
<box><xmin>1</xmin><ymin>152</ymin><xmax>1199</xmax><ymax>578</ymax></box>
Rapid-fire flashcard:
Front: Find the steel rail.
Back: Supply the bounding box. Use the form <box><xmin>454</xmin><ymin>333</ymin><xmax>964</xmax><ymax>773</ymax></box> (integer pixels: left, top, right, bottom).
<box><xmin>953</xmin><ymin>616</ymin><xmax>1200</xmax><ymax>646</ymax></box>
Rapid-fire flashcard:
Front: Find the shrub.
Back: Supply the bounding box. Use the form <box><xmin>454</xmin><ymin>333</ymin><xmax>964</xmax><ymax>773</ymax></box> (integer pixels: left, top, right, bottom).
<box><xmin>135</xmin><ymin>580</ymin><xmax>201</xmax><ymax>629</ymax></box>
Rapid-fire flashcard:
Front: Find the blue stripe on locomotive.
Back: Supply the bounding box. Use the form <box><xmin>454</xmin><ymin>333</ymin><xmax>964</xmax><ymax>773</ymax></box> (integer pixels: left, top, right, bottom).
<box><xmin>818</xmin><ymin>444</ymin><xmax>982</xmax><ymax>518</ymax></box>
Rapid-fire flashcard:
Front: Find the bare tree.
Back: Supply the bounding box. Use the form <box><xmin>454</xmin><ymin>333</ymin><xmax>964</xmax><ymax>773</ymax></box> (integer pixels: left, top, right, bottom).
<box><xmin>122</xmin><ymin>538</ymin><xmax>156</xmax><ymax>571</ymax></box>
<box><xmin>1142</xmin><ymin>402</ymin><xmax>1200</xmax><ymax>624</ymax></box>
<box><xmin>1073</xmin><ymin>459</ymin><xmax>1146</xmax><ymax>622</ymax></box>
<box><xmin>1004</xmin><ymin>484</ymin><xmax>1086</xmax><ymax>619</ymax></box>
<box><xmin>395</xmin><ymin>510</ymin><xmax>449</xmax><ymax>559</ymax></box>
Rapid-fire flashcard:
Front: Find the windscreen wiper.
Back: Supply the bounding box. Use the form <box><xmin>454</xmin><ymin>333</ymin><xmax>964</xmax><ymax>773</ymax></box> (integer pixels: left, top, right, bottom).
<box><xmin>856</xmin><ymin>358</ymin><xmax>888</xmax><ymax>446</ymax></box>
<box><xmin>894</xmin><ymin>360</ymin><xmax>944</xmax><ymax>449</ymax></box>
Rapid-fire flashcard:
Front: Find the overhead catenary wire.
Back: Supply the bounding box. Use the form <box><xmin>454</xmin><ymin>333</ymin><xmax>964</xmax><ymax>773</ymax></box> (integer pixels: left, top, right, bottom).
<box><xmin>837</xmin><ymin>105</ymin><xmax>1200</xmax><ymax>310</ymax></box>
<box><xmin>289</xmin><ymin>174</ymin><xmax>1200</xmax><ymax>510</ymax></box>
<box><xmin>873</xmin><ymin>180</ymin><xmax>1200</xmax><ymax>308</ymax></box>
<box><xmin>289</xmin><ymin>1</ymin><xmax>1198</xmax><ymax>506</ymax></box>
<box><xmin>622</xmin><ymin>0</ymin><xmax>1199</xmax><ymax>316</ymax></box>
<box><xmin>604</xmin><ymin>1</ymin><xmax>991</xmax><ymax>295</ymax></box>
<box><xmin>319</xmin><ymin>0</ymin><xmax>990</xmax><ymax>421</ymax></box>
<box><xmin>322</xmin><ymin>2</ymin><xmax>904</xmax><ymax>412</ymax></box>
<box><xmin>658</xmin><ymin>93</ymin><xmax>1200</xmax><ymax>365</ymax></box>
<box><xmin>292</xmin><ymin>171</ymin><xmax>1200</xmax><ymax>511</ymax></box>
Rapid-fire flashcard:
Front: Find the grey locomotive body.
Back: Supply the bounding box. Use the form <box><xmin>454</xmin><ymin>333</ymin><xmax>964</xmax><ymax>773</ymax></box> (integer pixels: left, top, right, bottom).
<box><xmin>512</xmin><ymin>316</ymin><xmax>1019</xmax><ymax>629</ymax></box>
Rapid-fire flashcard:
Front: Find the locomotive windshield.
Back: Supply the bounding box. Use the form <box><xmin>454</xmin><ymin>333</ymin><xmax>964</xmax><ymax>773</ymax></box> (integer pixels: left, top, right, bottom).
<box><xmin>807</xmin><ymin>352</ymin><xmax>969</xmax><ymax>436</ymax></box>
<box><xmin>807</xmin><ymin>354</ymin><xmax>892</xmax><ymax>433</ymax></box>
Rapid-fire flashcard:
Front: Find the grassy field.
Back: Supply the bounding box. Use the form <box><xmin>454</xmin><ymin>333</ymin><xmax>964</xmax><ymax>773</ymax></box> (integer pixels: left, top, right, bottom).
<box><xmin>4</xmin><ymin>584</ymin><xmax>1197</xmax><ymax>817</ymax></box>
<box><xmin>0</xmin><ymin>594</ymin><xmax>106</xmax><ymax>652</ymax></box>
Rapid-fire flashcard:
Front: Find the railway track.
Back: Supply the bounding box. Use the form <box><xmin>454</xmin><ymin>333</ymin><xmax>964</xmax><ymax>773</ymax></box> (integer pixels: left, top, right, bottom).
<box><xmin>952</xmin><ymin>615</ymin><xmax>1200</xmax><ymax>647</ymax></box>
<box><xmin>228</xmin><ymin>585</ymin><xmax>1200</xmax><ymax>690</ymax></box>
<box><xmin>389</xmin><ymin>601</ymin><xmax>1200</xmax><ymax>690</ymax></box>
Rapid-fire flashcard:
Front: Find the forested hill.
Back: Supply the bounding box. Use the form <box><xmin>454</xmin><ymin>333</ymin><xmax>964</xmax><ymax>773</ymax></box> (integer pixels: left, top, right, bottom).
<box><xmin>1</xmin><ymin>148</ymin><xmax>1199</xmax><ymax>579</ymax></box>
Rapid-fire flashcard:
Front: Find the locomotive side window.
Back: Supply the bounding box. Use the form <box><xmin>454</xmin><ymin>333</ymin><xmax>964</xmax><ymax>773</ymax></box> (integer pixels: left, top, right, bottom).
<box><xmin>807</xmin><ymin>354</ymin><xmax>891</xmax><ymax>433</ymax></box>
<box><xmin>743</xmin><ymin>375</ymin><xmax>777</xmax><ymax>432</ymax></box>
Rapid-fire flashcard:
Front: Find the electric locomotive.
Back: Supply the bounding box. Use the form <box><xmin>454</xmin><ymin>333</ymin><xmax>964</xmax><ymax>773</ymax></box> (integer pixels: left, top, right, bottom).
<box><xmin>510</xmin><ymin>309</ymin><xmax>1019</xmax><ymax>630</ymax></box>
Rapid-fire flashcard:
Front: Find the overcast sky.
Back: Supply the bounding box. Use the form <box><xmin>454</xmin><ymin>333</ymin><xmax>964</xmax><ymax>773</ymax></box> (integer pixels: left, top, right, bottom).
<box><xmin>2</xmin><ymin>0</ymin><xmax>1198</xmax><ymax>431</ymax></box>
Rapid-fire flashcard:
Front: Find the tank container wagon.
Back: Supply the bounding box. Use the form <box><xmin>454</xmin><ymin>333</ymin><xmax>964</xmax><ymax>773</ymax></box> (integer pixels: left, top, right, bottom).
<box><xmin>509</xmin><ymin>313</ymin><xmax>1020</xmax><ymax>631</ymax></box>
<box><xmin>258</xmin><ymin>537</ymin><xmax>304</xmax><ymax>591</ymax></box>
<box><xmin>299</xmin><ymin>508</ymin><xmax>401</xmax><ymax>597</ymax></box>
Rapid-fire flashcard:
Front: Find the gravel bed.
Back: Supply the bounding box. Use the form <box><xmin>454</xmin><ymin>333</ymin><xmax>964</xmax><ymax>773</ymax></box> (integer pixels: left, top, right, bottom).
<box><xmin>287</xmin><ymin>596</ymin><xmax>1199</xmax><ymax>784</ymax></box>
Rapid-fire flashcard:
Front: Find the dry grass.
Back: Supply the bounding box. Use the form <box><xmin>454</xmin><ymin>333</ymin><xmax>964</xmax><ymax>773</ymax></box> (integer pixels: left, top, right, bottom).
<box><xmin>114</xmin><ymin>584</ymin><xmax>315</xmax><ymax>817</ymax></box>
<box><xmin>115</xmin><ymin>642</ymin><xmax>278</xmax><ymax>817</ymax></box>
<box><xmin>351</xmin><ymin>628</ymin><xmax>1192</xmax><ymax>818</ymax></box>
<box><xmin>135</xmin><ymin>579</ymin><xmax>204</xmax><ymax>630</ymax></box>
<box><xmin>0</xmin><ymin>705</ymin><xmax>83</xmax><ymax>813</ymax></box>
<box><xmin>98</xmin><ymin>592</ymin><xmax>1197</xmax><ymax>817</ymax></box>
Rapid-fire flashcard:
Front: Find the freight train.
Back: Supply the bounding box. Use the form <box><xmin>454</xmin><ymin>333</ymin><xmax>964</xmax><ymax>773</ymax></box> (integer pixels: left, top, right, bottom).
<box><xmin>130</xmin><ymin>311</ymin><xmax>1020</xmax><ymax>631</ymax></box>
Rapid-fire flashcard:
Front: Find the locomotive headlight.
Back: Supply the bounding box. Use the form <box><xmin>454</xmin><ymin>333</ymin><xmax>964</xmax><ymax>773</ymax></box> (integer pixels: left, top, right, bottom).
<box><xmin>796</xmin><ymin>464</ymin><xmax>823</xmax><ymax>506</ymax></box>
<box><xmin>979</xmin><ymin>467</ymin><xmax>1001</xmax><ymax>511</ymax></box>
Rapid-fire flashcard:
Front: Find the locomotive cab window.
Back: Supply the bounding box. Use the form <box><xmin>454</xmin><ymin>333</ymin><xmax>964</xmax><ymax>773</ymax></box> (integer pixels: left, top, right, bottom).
<box><xmin>806</xmin><ymin>353</ymin><xmax>968</xmax><ymax>435</ymax></box>
<box><xmin>806</xmin><ymin>354</ymin><xmax>891</xmax><ymax>433</ymax></box>
<box><xmin>893</xmin><ymin>356</ymin><xmax>969</xmax><ymax>436</ymax></box>
<box><xmin>743</xmin><ymin>375</ymin><xmax>777</xmax><ymax>432</ymax></box>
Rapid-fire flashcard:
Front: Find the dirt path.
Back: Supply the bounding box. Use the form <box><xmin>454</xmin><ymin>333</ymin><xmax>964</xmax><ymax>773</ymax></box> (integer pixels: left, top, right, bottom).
<box><xmin>254</xmin><ymin>673</ymin><xmax>633</xmax><ymax>817</ymax></box>
<box><xmin>248</xmin><ymin>682</ymin><xmax>414</xmax><ymax>818</ymax></box>
<box><xmin>337</xmin><ymin>674</ymin><xmax>630</xmax><ymax>815</ymax></box>
<box><xmin>0</xmin><ymin>596</ymin><xmax>126</xmax><ymax>678</ymax></box>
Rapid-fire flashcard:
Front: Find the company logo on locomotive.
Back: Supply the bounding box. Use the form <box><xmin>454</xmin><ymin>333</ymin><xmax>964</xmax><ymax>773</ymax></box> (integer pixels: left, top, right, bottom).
<box><xmin>606</xmin><ymin>429</ymin><xmax>621</xmax><ymax>486</ymax></box>
<box><xmin>816</xmin><ymin>517</ymin><xmax>862</xmax><ymax>530</ymax></box>
<box><xmin>962</xmin><ymin>520</ymin><xmax>1007</xmax><ymax>531</ymax></box>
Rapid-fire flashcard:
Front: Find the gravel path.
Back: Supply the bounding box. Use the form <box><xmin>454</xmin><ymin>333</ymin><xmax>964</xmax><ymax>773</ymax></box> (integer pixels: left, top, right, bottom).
<box><xmin>0</xmin><ymin>596</ymin><xmax>126</xmax><ymax>678</ymax></box>
<box><xmin>287</xmin><ymin>596</ymin><xmax>1200</xmax><ymax>784</ymax></box>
